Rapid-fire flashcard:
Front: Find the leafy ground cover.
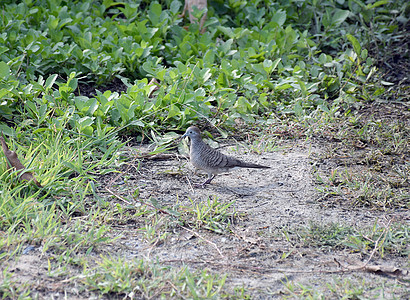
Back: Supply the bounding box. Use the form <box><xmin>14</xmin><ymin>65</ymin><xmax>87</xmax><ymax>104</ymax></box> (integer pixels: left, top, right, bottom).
<box><xmin>0</xmin><ymin>0</ymin><xmax>409</xmax><ymax>298</ymax></box>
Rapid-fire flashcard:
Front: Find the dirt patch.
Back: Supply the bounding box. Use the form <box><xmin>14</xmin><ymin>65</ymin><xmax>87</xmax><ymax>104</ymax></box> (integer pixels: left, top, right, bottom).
<box><xmin>4</xmin><ymin>251</ymin><xmax>87</xmax><ymax>299</ymax></box>
<box><xmin>99</xmin><ymin>140</ymin><xmax>409</xmax><ymax>298</ymax></box>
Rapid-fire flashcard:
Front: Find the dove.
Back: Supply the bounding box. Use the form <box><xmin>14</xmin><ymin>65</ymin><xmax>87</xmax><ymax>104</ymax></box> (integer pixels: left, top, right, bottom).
<box><xmin>182</xmin><ymin>126</ymin><xmax>270</xmax><ymax>186</ymax></box>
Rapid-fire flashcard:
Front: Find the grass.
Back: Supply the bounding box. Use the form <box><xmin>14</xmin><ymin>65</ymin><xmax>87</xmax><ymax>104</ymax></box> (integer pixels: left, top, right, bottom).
<box><xmin>0</xmin><ymin>174</ymin><xmax>243</xmax><ymax>298</ymax></box>
<box><xmin>281</xmin><ymin>276</ymin><xmax>407</xmax><ymax>299</ymax></box>
<box><xmin>314</xmin><ymin>164</ymin><xmax>409</xmax><ymax>209</ymax></box>
<box><xmin>80</xmin><ymin>257</ymin><xmax>237</xmax><ymax>299</ymax></box>
<box><xmin>1</xmin><ymin>252</ymin><xmax>243</xmax><ymax>299</ymax></box>
<box><xmin>112</xmin><ymin>196</ymin><xmax>239</xmax><ymax>248</ymax></box>
<box><xmin>306</xmin><ymin>109</ymin><xmax>409</xmax><ymax>209</ymax></box>
<box><xmin>296</xmin><ymin>221</ymin><xmax>409</xmax><ymax>257</ymax></box>
<box><xmin>0</xmin><ymin>270</ymin><xmax>32</xmax><ymax>300</ymax></box>
<box><xmin>179</xmin><ymin>197</ymin><xmax>238</xmax><ymax>234</ymax></box>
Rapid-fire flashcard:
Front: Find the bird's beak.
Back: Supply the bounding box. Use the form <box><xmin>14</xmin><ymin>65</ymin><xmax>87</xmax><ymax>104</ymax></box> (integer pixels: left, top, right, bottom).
<box><xmin>179</xmin><ymin>132</ymin><xmax>187</xmax><ymax>141</ymax></box>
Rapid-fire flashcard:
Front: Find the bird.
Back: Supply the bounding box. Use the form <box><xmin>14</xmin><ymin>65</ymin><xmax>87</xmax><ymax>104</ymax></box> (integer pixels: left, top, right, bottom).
<box><xmin>181</xmin><ymin>126</ymin><xmax>270</xmax><ymax>187</ymax></box>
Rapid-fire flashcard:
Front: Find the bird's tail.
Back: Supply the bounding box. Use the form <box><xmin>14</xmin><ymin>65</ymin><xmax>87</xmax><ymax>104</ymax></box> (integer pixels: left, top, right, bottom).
<box><xmin>241</xmin><ymin>162</ymin><xmax>270</xmax><ymax>169</ymax></box>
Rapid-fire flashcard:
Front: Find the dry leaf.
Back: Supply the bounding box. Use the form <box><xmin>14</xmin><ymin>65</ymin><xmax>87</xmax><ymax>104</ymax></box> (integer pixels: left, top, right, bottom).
<box><xmin>364</xmin><ymin>265</ymin><xmax>409</xmax><ymax>277</ymax></box>
<box><xmin>0</xmin><ymin>135</ymin><xmax>42</xmax><ymax>187</ymax></box>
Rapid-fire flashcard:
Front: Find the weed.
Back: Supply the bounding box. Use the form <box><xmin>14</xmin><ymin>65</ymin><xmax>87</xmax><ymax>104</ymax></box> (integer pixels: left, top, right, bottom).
<box><xmin>298</xmin><ymin>221</ymin><xmax>409</xmax><ymax>257</ymax></box>
<box><xmin>0</xmin><ymin>269</ymin><xmax>31</xmax><ymax>300</ymax></box>
<box><xmin>179</xmin><ymin>197</ymin><xmax>237</xmax><ymax>234</ymax></box>
<box><xmin>80</xmin><ymin>255</ymin><xmax>234</xmax><ymax>298</ymax></box>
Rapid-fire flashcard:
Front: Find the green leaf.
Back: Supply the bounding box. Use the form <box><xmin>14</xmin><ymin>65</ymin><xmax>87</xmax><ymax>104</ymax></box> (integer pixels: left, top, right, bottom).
<box><xmin>39</xmin><ymin>104</ymin><xmax>48</xmax><ymax>119</ymax></box>
<box><xmin>275</xmin><ymin>83</ymin><xmax>292</xmax><ymax>90</ymax></box>
<box><xmin>26</xmin><ymin>100</ymin><xmax>38</xmax><ymax>117</ymax></box>
<box><xmin>0</xmin><ymin>61</ymin><xmax>10</xmax><ymax>79</ymax></box>
<box><xmin>167</xmin><ymin>104</ymin><xmax>180</xmax><ymax>118</ymax></box>
<box><xmin>148</xmin><ymin>3</ymin><xmax>162</xmax><ymax>24</ymax></box>
<box><xmin>219</xmin><ymin>39</ymin><xmax>233</xmax><ymax>55</ymax></box>
<box><xmin>0</xmin><ymin>46</ymin><xmax>9</xmax><ymax>56</ymax></box>
<box><xmin>293</xmin><ymin>102</ymin><xmax>303</xmax><ymax>116</ymax></box>
<box><xmin>63</xmin><ymin>161</ymin><xmax>80</xmax><ymax>173</ymax></box>
<box><xmin>78</xmin><ymin>116</ymin><xmax>95</xmax><ymax>127</ymax></box>
<box><xmin>366</xmin><ymin>0</ymin><xmax>388</xmax><ymax>9</ymax></box>
<box><xmin>48</xmin><ymin>16</ymin><xmax>59</xmax><ymax>30</ymax></box>
<box><xmin>75</xmin><ymin>96</ymin><xmax>93</xmax><ymax>113</ymax></box>
<box><xmin>0</xmin><ymin>124</ymin><xmax>14</xmax><ymax>136</ymax></box>
<box><xmin>346</xmin><ymin>34</ymin><xmax>361</xmax><ymax>56</ymax></box>
<box><xmin>130</xmin><ymin>120</ymin><xmax>145</xmax><ymax>127</ymax></box>
<box><xmin>319</xmin><ymin>53</ymin><xmax>327</xmax><ymax>64</ymax></box>
<box><xmin>0</xmin><ymin>89</ymin><xmax>10</xmax><ymax>99</ymax></box>
<box><xmin>170</xmin><ymin>0</ymin><xmax>182</xmax><ymax>15</ymax></box>
<box><xmin>331</xmin><ymin>9</ymin><xmax>350</xmax><ymax>27</ymax></box>
<box><xmin>272</xmin><ymin>9</ymin><xmax>286</xmax><ymax>26</ymax></box>
<box><xmin>45</xmin><ymin>74</ymin><xmax>58</xmax><ymax>90</ymax></box>
<box><xmin>217</xmin><ymin>26</ymin><xmax>234</xmax><ymax>39</ymax></box>
<box><xmin>263</xmin><ymin>59</ymin><xmax>272</xmax><ymax>71</ymax></box>
<box><xmin>203</xmin><ymin>50</ymin><xmax>215</xmax><ymax>65</ymax></box>
<box><xmin>87</xmin><ymin>99</ymin><xmax>99</xmax><ymax>116</ymax></box>
<box><xmin>296</xmin><ymin>79</ymin><xmax>307</xmax><ymax>97</ymax></box>
<box><xmin>82</xmin><ymin>126</ymin><xmax>94</xmax><ymax>136</ymax></box>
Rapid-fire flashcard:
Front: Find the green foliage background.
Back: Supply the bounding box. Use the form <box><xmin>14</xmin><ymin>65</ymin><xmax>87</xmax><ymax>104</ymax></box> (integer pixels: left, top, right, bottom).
<box><xmin>1</xmin><ymin>0</ymin><xmax>406</xmax><ymax>138</ymax></box>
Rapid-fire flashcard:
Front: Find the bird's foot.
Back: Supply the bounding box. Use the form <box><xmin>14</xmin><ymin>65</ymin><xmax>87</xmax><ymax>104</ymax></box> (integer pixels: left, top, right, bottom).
<box><xmin>191</xmin><ymin>175</ymin><xmax>214</xmax><ymax>188</ymax></box>
<box><xmin>192</xmin><ymin>179</ymin><xmax>213</xmax><ymax>188</ymax></box>
<box><xmin>193</xmin><ymin>183</ymin><xmax>206</xmax><ymax>188</ymax></box>
<box><xmin>193</xmin><ymin>182</ymin><xmax>209</xmax><ymax>188</ymax></box>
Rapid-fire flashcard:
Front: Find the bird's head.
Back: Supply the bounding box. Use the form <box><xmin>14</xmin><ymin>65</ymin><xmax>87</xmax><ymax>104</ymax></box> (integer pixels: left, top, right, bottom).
<box><xmin>181</xmin><ymin>126</ymin><xmax>201</xmax><ymax>139</ymax></box>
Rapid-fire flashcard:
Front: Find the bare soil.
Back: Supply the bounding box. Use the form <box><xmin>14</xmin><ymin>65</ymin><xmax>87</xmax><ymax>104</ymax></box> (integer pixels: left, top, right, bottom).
<box><xmin>99</xmin><ymin>139</ymin><xmax>409</xmax><ymax>298</ymax></box>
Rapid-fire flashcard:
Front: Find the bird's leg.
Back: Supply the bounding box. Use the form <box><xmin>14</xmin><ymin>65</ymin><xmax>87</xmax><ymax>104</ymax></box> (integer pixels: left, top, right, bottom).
<box><xmin>193</xmin><ymin>174</ymin><xmax>215</xmax><ymax>188</ymax></box>
<box><xmin>202</xmin><ymin>174</ymin><xmax>215</xmax><ymax>186</ymax></box>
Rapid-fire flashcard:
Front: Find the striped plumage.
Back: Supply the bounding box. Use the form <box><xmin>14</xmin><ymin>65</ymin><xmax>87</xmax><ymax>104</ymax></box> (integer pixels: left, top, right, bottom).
<box><xmin>182</xmin><ymin>126</ymin><xmax>270</xmax><ymax>186</ymax></box>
